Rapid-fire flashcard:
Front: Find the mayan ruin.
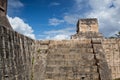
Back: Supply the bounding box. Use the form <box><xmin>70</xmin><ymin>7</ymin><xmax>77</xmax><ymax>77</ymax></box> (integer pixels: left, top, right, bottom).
<box><xmin>0</xmin><ymin>0</ymin><xmax>120</xmax><ymax>80</ymax></box>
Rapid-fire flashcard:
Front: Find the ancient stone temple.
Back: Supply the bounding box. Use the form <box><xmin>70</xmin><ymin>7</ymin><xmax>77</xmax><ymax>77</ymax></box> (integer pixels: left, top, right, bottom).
<box><xmin>71</xmin><ymin>18</ymin><xmax>103</xmax><ymax>39</ymax></box>
<box><xmin>0</xmin><ymin>0</ymin><xmax>120</xmax><ymax>80</ymax></box>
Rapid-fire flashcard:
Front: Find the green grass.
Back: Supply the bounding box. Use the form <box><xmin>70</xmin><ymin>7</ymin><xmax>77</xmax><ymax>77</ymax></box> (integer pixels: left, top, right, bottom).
<box><xmin>114</xmin><ymin>78</ymin><xmax>120</xmax><ymax>80</ymax></box>
<box><xmin>37</xmin><ymin>49</ymin><xmax>41</xmax><ymax>53</ymax></box>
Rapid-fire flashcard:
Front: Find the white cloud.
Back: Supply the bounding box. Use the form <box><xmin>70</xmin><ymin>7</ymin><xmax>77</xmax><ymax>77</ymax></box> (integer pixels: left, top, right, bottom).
<box><xmin>8</xmin><ymin>0</ymin><xmax>24</xmax><ymax>15</ymax></box>
<box><xmin>39</xmin><ymin>27</ymin><xmax>75</xmax><ymax>40</ymax></box>
<box><xmin>64</xmin><ymin>15</ymin><xmax>80</xmax><ymax>24</ymax></box>
<box><xmin>86</xmin><ymin>0</ymin><xmax>120</xmax><ymax>37</ymax></box>
<box><xmin>8</xmin><ymin>0</ymin><xmax>24</xmax><ymax>8</ymax></box>
<box><xmin>49</xmin><ymin>2</ymin><xmax>60</xmax><ymax>6</ymax></box>
<box><xmin>44</xmin><ymin>27</ymin><xmax>75</xmax><ymax>35</ymax></box>
<box><xmin>62</xmin><ymin>0</ymin><xmax>120</xmax><ymax>37</ymax></box>
<box><xmin>46</xmin><ymin>34</ymin><xmax>70</xmax><ymax>40</ymax></box>
<box><xmin>49</xmin><ymin>18</ymin><xmax>64</xmax><ymax>26</ymax></box>
<box><xmin>7</xmin><ymin>16</ymin><xmax>35</xmax><ymax>39</ymax></box>
<box><xmin>74</xmin><ymin>0</ymin><xmax>86</xmax><ymax>10</ymax></box>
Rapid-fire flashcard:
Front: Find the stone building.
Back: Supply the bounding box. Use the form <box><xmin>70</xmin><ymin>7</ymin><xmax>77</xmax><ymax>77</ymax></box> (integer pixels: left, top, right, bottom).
<box><xmin>72</xmin><ymin>18</ymin><xmax>120</xmax><ymax>79</ymax></box>
<box><xmin>77</xmin><ymin>18</ymin><xmax>99</xmax><ymax>33</ymax></box>
<box><xmin>71</xmin><ymin>18</ymin><xmax>103</xmax><ymax>39</ymax></box>
<box><xmin>0</xmin><ymin>0</ymin><xmax>120</xmax><ymax>80</ymax></box>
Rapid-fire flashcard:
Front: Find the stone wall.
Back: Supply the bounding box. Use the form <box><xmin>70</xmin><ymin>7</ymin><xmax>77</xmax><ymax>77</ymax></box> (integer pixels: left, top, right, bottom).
<box><xmin>77</xmin><ymin>18</ymin><xmax>99</xmax><ymax>33</ymax></box>
<box><xmin>0</xmin><ymin>25</ymin><xmax>35</xmax><ymax>80</ymax></box>
<box><xmin>33</xmin><ymin>40</ymin><xmax>50</xmax><ymax>80</ymax></box>
<box><xmin>71</xmin><ymin>32</ymin><xmax>103</xmax><ymax>39</ymax></box>
<box><xmin>34</xmin><ymin>39</ymin><xmax>111</xmax><ymax>80</ymax></box>
<box><xmin>102</xmin><ymin>39</ymin><xmax>120</xmax><ymax>79</ymax></box>
<box><xmin>0</xmin><ymin>0</ymin><xmax>7</xmax><ymax>16</ymax></box>
<box><xmin>0</xmin><ymin>0</ymin><xmax>13</xmax><ymax>30</ymax></box>
<box><xmin>0</xmin><ymin>25</ymin><xmax>112</xmax><ymax>80</ymax></box>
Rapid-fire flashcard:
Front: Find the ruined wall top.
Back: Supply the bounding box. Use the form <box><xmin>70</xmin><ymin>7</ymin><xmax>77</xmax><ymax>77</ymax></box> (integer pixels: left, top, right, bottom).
<box><xmin>0</xmin><ymin>0</ymin><xmax>7</xmax><ymax>16</ymax></box>
<box><xmin>77</xmin><ymin>18</ymin><xmax>99</xmax><ymax>33</ymax></box>
<box><xmin>0</xmin><ymin>0</ymin><xmax>13</xmax><ymax>30</ymax></box>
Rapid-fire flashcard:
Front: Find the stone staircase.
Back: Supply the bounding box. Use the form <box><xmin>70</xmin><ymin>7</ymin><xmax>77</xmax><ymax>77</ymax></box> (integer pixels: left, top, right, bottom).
<box><xmin>45</xmin><ymin>39</ymin><xmax>111</xmax><ymax>80</ymax></box>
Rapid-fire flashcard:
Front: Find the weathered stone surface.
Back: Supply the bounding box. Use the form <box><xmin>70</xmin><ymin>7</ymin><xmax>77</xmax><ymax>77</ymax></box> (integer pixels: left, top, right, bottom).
<box><xmin>0</xmin><ymin>20</ymin><xmax>113</xmax><ymax>80</ymax></box>
<box><xmin>71</xmin><ymin>18</ymin><xmax>120</xmax><ymax>79</ymax></box>
<box><xmin>42</xmin><ymin>39</ymin><xmax>111</xmax><ymax>80</ymax></box>
<box><xmin>92</xmin><ymin>39</ymin><xmax>112</xmax><ymax>80</ymax></box>
<box><xmin>0</xmin><ymin>26</ymin><xmax>35</xmax><ymax>80</ymax></box>
<box><xmin>0</xmin><ymin>1</ymin><xmax>115</xmax><ymax>79</ymax></box>
<box><xmin>0</xmin><ymin>0</ymin><xmax>12</xmax><ymax>30</ymax></box>
<box><xmin>102</xmin><ymin>39</ymin><xmax>120</xmax><ymax>79</ymax></box>
<box><xmin>0</xmin><ymin>0</ymin><xmax>7</xmax><ymax>16</ymax></box>
<box><xmin>71</xmin><ymin>18</ymin><xmax>103</xmax><ymax>39</ymax></box>
<box><xmin>77</xmin><ymin>18</ymin><xmax>99</xmax><ymax>33</ymax></box>
<box><xmin>71</xmin><ymin>32</ymin><xmax>103</xmax><ymax>39</ymax></box>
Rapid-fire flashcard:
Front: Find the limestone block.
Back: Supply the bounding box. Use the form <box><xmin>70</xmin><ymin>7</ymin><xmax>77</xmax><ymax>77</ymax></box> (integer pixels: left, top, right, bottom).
<box><xmin>39</xmin><ymin>45</ymin><xmax>49</xmax><ymax>50</ymax></box>
<box><xmin>86</xmin><ymin>48</ymin><xmax>93</xmax><ymax>53</ymax></box>
<box><xmin>40</xmin><ymin>40</ymin><xmax>50</xmax><ymax>45</ymax></box>
<box><xmin>92</xmin><ymin>73</ymin><xmax>99</xmax><ymax>80</ymax></box>
<box><xmin>99</xmin><ymin>62</ymin><xmax>112</xmax><ymax>80</ymax></box>
<box><xmin>81</xmin><ymin>53</ymin><xmax>94</xmax><ymax>61</ymax></box>
<box><xmin>92</xmin><ymin>38</ymin><xmax>102</xmax><ymax>44</ymax></box>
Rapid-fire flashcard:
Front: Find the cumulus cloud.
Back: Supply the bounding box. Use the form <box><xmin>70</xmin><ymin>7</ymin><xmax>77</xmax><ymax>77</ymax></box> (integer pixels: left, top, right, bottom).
<box><xmin>27</xmin><ymin>0</ymin><xmax>120</xmax><ymax>40</ymax></box>
<box><xmin>39</xmin><ymin>28</ymin><xmax>75</xmax><ymax>40</ymax></box>
<box><xmin>7</xmin><ymin>16</ymin><xmax>35</xmax><ymax>39</ymax></box>
<box><xmin>63</xmin><ymin>0</ymin><xmax>120</xmax><ymax>37</ymax></box>
<box><xmin>86</xmin><ymin>0</ymin><xmax>120</xmax><ymax>37</ymax></box>
<box><xmin>49</xmin><ymin>18</ymin><xmax>64</xmax><ymax>26</ymax></box>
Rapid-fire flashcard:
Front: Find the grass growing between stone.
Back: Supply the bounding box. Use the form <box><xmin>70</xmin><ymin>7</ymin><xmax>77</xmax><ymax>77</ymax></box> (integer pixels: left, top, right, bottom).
<box><xmin>114</xmin><ymin>78</ymin><xmax>120</xmax><ymax>80</ymax></box>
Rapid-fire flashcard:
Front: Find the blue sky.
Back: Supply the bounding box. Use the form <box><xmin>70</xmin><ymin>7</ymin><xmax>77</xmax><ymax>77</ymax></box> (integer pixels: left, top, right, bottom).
<box><xmin>7</xmin><ymin>0</ymin><xmax>120</xmax><ymax>40</ymax></box>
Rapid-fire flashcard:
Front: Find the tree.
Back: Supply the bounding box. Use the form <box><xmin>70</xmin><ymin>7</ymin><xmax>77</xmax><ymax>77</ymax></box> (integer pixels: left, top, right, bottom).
<box><xmin>109</xmin><ymin>36</ymin><xmax>116</xmax><ymax>39</ymax></box>
<box><xmin>115</xmin><ymin>31</ymin><xmax>120</xmax><ymax>38</ymax></box>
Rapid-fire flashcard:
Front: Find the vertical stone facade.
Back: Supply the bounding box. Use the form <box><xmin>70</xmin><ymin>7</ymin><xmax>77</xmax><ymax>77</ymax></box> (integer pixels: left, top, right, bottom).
<box><xmin>71</xmin><ymin>18</ymin><xmax>120</xmax><ymax>79</ymax></box>
<box><xmin>71</xmin><ymin>18</ymin><xmax>103</xmax><ymax>39</ymax></box>
<box><xmin>0</xmin><ymin>0</ymin><xmax>7</xmax><ymax>16</ymax></box>
<box><xmin>77</xmin><ymin>18</ymin><xmax>98</xmax><ymax>33</ymax></box>
<box><xmin>0</xmin><ymin>0</ymin><xmax>12</xmax><ymax>30</ymax></box>
<box><xmin>33</xmin><ymin>40</ymin><xmax>50</xmax><ymax>80</ymax></box>
<box><xmin>102</xmin><ymin>39</ymin><xmax>120</xmax><ymax>79</ymax></box>
<box><xmin>0</xmin><ymin>26</ymin><xmax>35</xmax><ymax>80</ymax></box>
<box><xmin>33</xmin><ymin>39</ymin><xmax>112</xmax><ymax>80</ymax></box>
